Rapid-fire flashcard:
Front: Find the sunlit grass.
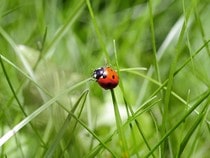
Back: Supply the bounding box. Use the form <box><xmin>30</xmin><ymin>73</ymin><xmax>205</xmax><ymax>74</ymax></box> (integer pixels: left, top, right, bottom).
<box><xmin>0</xmin><ymin>0</ymin><xmax>210</xmax><ymax>157</ymax></box>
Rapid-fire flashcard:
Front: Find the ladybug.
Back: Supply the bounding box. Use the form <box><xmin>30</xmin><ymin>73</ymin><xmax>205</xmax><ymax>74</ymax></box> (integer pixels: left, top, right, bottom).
<box><xmin>92</xmin><ymin>67</ymin><xmax>119</xmax><ymax>90</ymax></box>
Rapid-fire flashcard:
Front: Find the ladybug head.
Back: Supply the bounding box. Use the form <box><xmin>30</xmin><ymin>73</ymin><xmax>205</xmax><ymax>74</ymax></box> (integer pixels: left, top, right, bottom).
<box><xmin>92</xmin><ymin>67</ymin><xmax>106</xmax><ymax>79</ymax></box>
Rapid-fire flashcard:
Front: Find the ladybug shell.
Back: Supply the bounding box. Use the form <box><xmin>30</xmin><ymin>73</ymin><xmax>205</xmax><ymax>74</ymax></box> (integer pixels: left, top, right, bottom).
<box><xmin>93</xmin><ymin>67</ymin><xmax>119</xmax><ymax>90</ymax></box>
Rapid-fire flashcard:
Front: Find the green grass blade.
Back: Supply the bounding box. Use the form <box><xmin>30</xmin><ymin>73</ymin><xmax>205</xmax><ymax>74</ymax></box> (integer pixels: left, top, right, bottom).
<box><xmin>0</xmin><ymin>55</ymin><xmax>46</xmax><ymax>147</ymax></box>
<box><xmin>45</xmin><ymin>90</ymin><xmax>89</xmax><ymax>157</ymax></box>
<box><xmin>0</xmin><ymin>78</ymin><xmax>90</xmax><ymax>147</ymax></box>
<box><xmin>86</xmin><ymin>0</ymin><xmax>110</xmax><ymax>64</ymax></box>
<box><xmin>66</xmin><ymin>109</ymin><xmax>118</xmax><ymax>157</ymax></box>
<box><xmin>44</xmin><ymin>0</ymin><xmax>86</xmax><ymax>58</ymax></box>
<box><xmin>148</xmin><ymin>0</ymin><xmax>161</xmax><ymax>84</ymax></box>
<box><xmin>110</xmin><ymin>89</ymin><xmax>129</xmax><ymax>157</ymax></box>
<box><xmin>144</xmin><ymin>89</ymin><xmax>210</xmax><ymax>157</ymax></box>
<box><xmin>176</xmin><ymin>106</ymin><xmax>206</xmax><ymax>157</ymax></box>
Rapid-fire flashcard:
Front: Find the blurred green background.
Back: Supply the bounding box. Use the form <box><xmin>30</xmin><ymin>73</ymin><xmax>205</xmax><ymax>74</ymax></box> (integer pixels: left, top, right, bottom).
<box><xmin>0</xmin><ymin>0</ymin><xmax>210</xmax><ymax>157</ymax></box>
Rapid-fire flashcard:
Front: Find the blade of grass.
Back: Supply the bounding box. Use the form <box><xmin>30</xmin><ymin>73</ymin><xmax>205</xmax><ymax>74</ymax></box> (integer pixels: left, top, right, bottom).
<box><xmin>0</xmin><ymin>26</ymin><xmax>51</xmax><ymax>104</ymax></box>
<box><xmin>0</xmin><ymin>55</ymin><xmax>46</xmax><ymax>147</ymax></box>
<box><xmin>0</xmin><ymin>78</ymin><xmax>90</xmax><ymax>147</ymax></box>
<box><xmin>136</xmin><ymin>16</ymin><xmax>184</xmax><ymax>106</ymax></box>
<box><xmin>144</xmin><ymin>89</ymin><xmax>210</xmax><ymax>157</ymax></box>
<box><xmin>120</xmin><ymin>67</ymin><xmax>147</xmax><ymax>72</ymax></box>
<box><xmin>176</xmin><ymin>103</ymin><xmax>207</xmax><ymax>157</ymax></box>
<box><xmin>65</xmin><ymin>108</ymin><xmax>118</xmax><ymax>157</ymax></box>
<box><xmin>148</xmin><ymin>0</ymin><xmax>161</xmax><ymax>84</ymax></box>
<box><xmin>86</xmin><ymin>0</ymin><xmax>110</xmax><ymax>63</ymax></box>
<box><xmin>0</xmin><ymin>54</ymin><xmax>93</xmax><ymax>112</ymax></box>
<box><xmin>86</xmin><ymin>95</ymin><xmax>160</xmax><ymax>158</ymax></box>
<box><xmin>124</xmin><ymin>48</ymin><xmax>210</xmax><ymax>124</ymax></box>
<box><xmin>162</xmin><ymin>1</ymin><xmax>203</xmax><ymax>155</ymax></box>
<box><xmin>110</xmin><ymin>89</ymin><xmax>129</xmax><ymax>158</ymax></box>
<box><xmin>194</xmin><ymin>5</ymin><xmax>210</xmax><ymax>57</ymax></box>
<box><xmin>45</xmin><ymin>90</ymin><xmax>89</xmax><ymax>158</ymax></box>
<box><xmin>174</xmin><ymin>39</ymin><xmax>210</xmax><ymax>76</ymax></box>
<box><xmin>162</xmin><ymin>18</ymin><xmax>185</xmax><ymax>158</ymax></box>
<box><xmin>114</xmin><ymin>40</ymin><xmax>155</xmax><ymax>157</ymax></box>
<box><xmin>114</xmin><ymin>40</ymin><xmax>153</xmax><ymax>157</ymax></box>
<box><xmin>44</xmin><ymin>0</ymin><xmax>86</xmax><ymax>58</ymax></box>
<box><xmin>84</xmin><ymin>136</ymin><xmax>114</xmax><ymax>158</ymax></box>
<box><xmin>186</xmin><ymin>102</ymin><xmax>210</xmax><ymax>158</ymax></box>
<box><xmin>34</xmin><ymin>26</ymin><xmax>48</xmax><ymax>70</ymax></box>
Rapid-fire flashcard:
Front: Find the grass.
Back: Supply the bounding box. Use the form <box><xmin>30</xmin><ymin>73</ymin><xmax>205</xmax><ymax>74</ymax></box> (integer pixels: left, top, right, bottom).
<box><xmin>0</xmin><ymin>0</ymin><xmax>210</xmax><ymax>157</ymax></box>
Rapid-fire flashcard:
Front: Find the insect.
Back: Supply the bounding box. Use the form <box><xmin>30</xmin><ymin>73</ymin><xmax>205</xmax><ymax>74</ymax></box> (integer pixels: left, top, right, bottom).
<box><xmin>92</xmin><ymin>67</ymin><xmax>119</xmax><ymax>90</ymax></box>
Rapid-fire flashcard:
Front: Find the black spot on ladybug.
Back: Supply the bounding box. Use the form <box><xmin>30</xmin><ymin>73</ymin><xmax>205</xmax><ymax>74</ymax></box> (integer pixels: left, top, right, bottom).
<box><xmin>112</xmin><ymin>75</ymin><xmax>115</xmax><ymax>79</ymax></box>
<box><xmin>106</xmin><ymin>82</ymin><xmax>113</xmax><ymax>87</ymax></box>
<box><xmin>103</xmin><ymin>74</ymin><xmax>107</xmax><ymax>78</ymax></box>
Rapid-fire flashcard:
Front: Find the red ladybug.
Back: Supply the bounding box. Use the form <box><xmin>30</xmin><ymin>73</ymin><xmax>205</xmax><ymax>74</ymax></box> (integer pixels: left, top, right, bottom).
<box><xmin>92</xmin><ymin>67</ymin><xmax>119</xmax><ymax>90</ymax></box>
